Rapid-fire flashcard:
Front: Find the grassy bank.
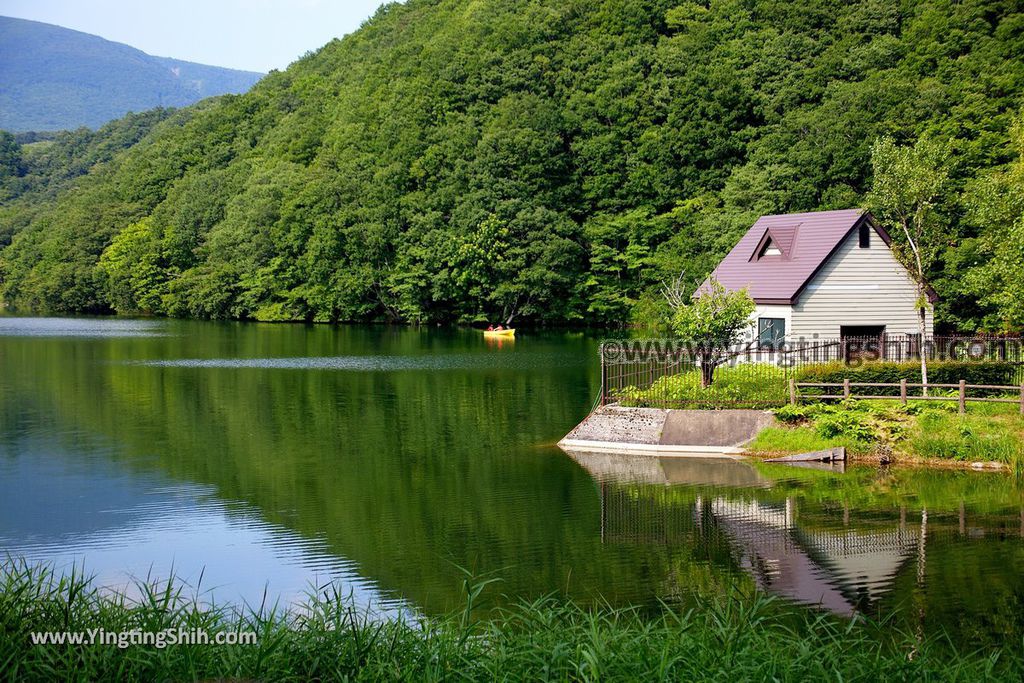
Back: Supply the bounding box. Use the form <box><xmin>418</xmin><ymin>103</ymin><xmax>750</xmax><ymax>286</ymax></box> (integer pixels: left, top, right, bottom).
<box><xmin>612</xmin><ymin>361</ymin><xmax>1024</xmax><ymax>469</ymax></box>
<box><xmin>748</xmin><ymin>399</ymin><xmax>1024</xmax><ymax>470</ymax></box>
<box><xmin>1</xmin><ymin>561</ymin><xmax>1021</xmax><ymax>682</ymax></box>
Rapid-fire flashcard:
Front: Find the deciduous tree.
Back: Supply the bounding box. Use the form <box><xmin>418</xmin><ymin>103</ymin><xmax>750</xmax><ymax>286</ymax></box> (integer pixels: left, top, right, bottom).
<box><xmin>665</xmin><ymin>273</ymin><xmax>755</xmax><ymax>387</ymax></box>
<box><xmin>868</xmin><ymin>135</ymin><xmax>950</xmax><ymax>392</ymax></box>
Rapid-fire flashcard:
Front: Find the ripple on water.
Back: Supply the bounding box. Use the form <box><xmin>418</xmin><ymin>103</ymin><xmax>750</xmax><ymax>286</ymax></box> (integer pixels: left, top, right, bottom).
<box><xmin>0</xmin><ymin>444</ymin><xmax>411</xmax><ymax>618</ymax></box>
<box><xmin>0</xmin><ymin>317</ymin><xmax>167</xmax><ymax>338</ymax></box>
<box><xmin>3</xmin><ymin>492</ymin><xmax>412</xmax><ymax>619</ymax></box>
<box><xmin>126</xmin><ymin>353</ymin><xmax>582</xmax><ymax>371</ymax></box>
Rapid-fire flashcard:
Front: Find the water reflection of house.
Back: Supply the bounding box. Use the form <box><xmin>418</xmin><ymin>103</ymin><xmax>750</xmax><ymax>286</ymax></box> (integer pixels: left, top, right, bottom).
<box><xmin>567</xmin><ymin>451</ymin><xmax>921</xmax><ymax>616</ymax></box>
<box><xmin>708</xmin><ymin>497</ymin><xmax>918</xmax><ymax>616</ymax></box>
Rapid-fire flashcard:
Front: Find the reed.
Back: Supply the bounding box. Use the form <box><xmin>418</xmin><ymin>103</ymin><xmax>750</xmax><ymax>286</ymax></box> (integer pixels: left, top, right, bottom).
<box><xmin>1</xmin><ymin>559</ymin><xmax>1019</xmax><ymax>682</ymax></box>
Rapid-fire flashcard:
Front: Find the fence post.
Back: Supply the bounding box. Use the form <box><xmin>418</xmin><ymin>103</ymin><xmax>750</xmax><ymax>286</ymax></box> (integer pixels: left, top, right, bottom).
<box><xmin>599</xmin><ymin>347</ymin><xmax>608</xmax><ymax>407</ymax></box>
<box><xmin>958</xmin><ymin>379</ymin><xmax>966</xmax><ymax>415</ymax></box>
<box><xmin>900</xmin><ymin>378</ymin><xmax>907</xmax><ymax>406</ymax></box>
<box><xmin>789</xmin><ymin>379</ymin><xmax>797</xmax><ymax>406</ymax></box>
<box><xmin>843</xmin><ymin>378</ymin><xmax>850</xmax><ymax>400</ymax></box>
<box><xmin>1020</xmin><ymin>384</ymin><xmax>1024</xmax><ymax>416</ymax></box>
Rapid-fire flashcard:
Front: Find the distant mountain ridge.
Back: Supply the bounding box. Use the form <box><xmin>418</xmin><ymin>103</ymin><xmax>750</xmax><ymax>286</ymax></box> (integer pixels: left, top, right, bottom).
<box><xmin>0</xmin><ymin>16</ymin><xmax>263</xmax><ymax>132</ymax></box>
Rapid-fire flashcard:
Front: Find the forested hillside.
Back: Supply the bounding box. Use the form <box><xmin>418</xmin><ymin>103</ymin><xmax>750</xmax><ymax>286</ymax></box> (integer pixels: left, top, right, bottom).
<box><xmin>1</xmin><ymin>0</ymin><xmax>1023</xmax><ymax>330</ymax></box>
<box><xmin>0</xmin><ymin>16</ymin><xmax>262</xmax><ymax>131</ymax></box>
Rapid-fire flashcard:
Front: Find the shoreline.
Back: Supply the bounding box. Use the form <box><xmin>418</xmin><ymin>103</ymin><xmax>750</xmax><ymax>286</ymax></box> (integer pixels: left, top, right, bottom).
<box><xmin>0</xmin><ymin>309</ymin><xmax>632</xmax><ymax>330</ymax></box>
<box><xmin>746</xmin><ymin>449</ymin><xmax>1010</xmax><ymax>472</ymax></box>
<box><xmin>563</xmin><ymin>404</ymin><xmax>1020</xmax><ymax>474</ymax></box>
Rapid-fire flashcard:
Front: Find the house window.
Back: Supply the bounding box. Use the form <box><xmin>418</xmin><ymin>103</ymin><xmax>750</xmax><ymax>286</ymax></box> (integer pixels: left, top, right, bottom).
<box><xmin>759</xmin><ymin>238</ymin><xmax>782</xmax><ymax>257</ymax></box>
<box><xmin>758</xmin><ymin>317</ymin><xmax>786</xmax><ymax>349</ymax></box>
<box><xmin>859</xmin><ymin>223</ymin><xmax>871</xmax><ymax>248</ymax></box>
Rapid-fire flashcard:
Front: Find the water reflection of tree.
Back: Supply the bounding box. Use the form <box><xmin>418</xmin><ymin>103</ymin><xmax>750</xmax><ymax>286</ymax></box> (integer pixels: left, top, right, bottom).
<box><xmin>573</xmin><ymin>452</ymin><xmax>1024</xmax><ymax>647</ymax></box>
<box><xmin>2</xmin><ymin>326</ymin><xmax>725</xmax><ymax>613</ymax></box>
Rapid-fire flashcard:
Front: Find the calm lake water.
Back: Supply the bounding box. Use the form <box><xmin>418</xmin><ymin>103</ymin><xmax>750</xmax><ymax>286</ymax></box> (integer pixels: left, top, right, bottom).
<box><xmin>1</xmin><ymin>317</ymin><xmax>1023</xmax><ymax>646</ymax></box>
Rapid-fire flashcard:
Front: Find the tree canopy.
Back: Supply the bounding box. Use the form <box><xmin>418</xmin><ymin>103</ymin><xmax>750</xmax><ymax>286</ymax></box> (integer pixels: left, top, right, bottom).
<box><xmin>668</xmin><ymin>276</ymin><xmax>755</xmax><ymax>385</ymax></box>
<box><xmin>0</xmin><ymin>0</ymin><xmax>1023</xmax><ymax>329</ymax></box>
<box><xmin>868</xmin><ymin>134</ymin><xmax>951</xmax><ymax>388</ymax></box>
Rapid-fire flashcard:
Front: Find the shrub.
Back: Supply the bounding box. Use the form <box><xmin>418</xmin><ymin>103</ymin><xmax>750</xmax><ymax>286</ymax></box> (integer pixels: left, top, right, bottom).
<box><xmin>814</xmin><ymin>411</ymin><xmax>875</xmax><ymax>441</ymax></box>
<box><xmin>773</xmin><ymin>403</ymin><xmax>816</xmax><ymax>424</ymax></box>
<box><xmin>772</xmin><ymin>401</ymin><xmax>881</xmax><ymax>442</ymax></box>
<box><xmin>614</xmin><ymin>363</ymin><xmax>787</xmax><ymax>409</ymax></box>
<box><xmin>795</xmin><ymin>360</ymin><xmax>1021</xmax><ymax>396</ymax></box>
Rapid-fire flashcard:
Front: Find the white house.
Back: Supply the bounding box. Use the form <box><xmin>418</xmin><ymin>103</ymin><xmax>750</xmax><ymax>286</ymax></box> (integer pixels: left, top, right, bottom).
<box><xmin>704</xmin><ymin>208</ymin><xmax>935</xmax><ymax>349</ymax></box>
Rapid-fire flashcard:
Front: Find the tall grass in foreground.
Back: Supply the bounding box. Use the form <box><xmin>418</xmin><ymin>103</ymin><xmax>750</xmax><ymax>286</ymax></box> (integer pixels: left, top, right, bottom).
<box><xmin>1</xmin><ymin>559</ymin><xmax>1021</xmax><ymax>682</ymax></box>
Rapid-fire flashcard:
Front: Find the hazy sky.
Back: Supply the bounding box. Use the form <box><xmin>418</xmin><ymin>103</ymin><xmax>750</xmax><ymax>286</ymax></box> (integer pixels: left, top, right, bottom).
<box><xmin>0</xmin><ymin>0</ymin><xmax>392</xmax><ymax>72</ymax></box>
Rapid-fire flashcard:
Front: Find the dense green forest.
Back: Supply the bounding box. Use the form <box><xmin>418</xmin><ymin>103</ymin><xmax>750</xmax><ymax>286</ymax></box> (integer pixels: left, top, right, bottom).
<box><xmin>1</xmin><ymin>0</ymin><xmax>1023</xmax><ymax>330</ymax></box>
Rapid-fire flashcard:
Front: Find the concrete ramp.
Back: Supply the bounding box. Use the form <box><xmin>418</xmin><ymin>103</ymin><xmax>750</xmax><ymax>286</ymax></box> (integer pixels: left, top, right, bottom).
<box><xmin>561</xmin><ymin>406</ymin><xmax>666</xmax><ymax>445</ymax></box>
<box><xmin>559</xmin><ymin>406</ymin><xmax>774</xmax><ymax>457</ymax></box>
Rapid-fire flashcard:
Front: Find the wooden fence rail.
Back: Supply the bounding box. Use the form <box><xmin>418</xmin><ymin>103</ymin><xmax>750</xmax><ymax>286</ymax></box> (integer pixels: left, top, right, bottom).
<box><xmin>791</xmin><ymin>379</ymin><xmax>1024</xmax><ymax>415</ymax></box>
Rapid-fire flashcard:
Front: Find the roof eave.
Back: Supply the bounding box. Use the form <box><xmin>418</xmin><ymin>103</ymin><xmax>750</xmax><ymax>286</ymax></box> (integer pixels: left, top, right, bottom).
<box><xmin>752</xmin><ymin>297</ymin><xmax>793</xmax><ymax>306</ymax></box>
<box><xmin>864</xmin><ymin>212</ymin><xmax>893</xmax><ymax>247</ymax></box>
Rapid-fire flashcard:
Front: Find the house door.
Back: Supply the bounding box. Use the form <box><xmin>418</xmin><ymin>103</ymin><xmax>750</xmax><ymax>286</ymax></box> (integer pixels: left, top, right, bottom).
<box><xmin>840</xmin><ymin>325</ymin><xmax>886</xmax><ymax>363</ymax></box>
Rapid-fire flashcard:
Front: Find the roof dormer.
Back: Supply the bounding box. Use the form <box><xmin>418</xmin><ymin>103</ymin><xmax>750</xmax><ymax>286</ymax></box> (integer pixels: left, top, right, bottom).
<box><xmin>751</xmin><ymin>225</ymin><xmax>797</xmax><ymax>261</ymax></box>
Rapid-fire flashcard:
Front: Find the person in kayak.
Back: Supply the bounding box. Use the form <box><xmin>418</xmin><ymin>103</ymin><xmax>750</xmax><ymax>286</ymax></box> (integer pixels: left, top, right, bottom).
<box><xmin>487</xmin><ymin>324</ymin><xmax>495</xmax><ymax>331</ymax></box>
<box><xmin>496</xmin><ymin>325</ymin><xmax>504</xmax><ymax>331</ymax></box>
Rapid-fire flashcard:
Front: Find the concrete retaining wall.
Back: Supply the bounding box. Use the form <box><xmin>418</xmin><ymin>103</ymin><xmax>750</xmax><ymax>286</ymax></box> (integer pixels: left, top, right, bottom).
<box><xmin>559</xmin><ymin>406</ymin><xmax>775</xmax><ymax>457</ymax></box>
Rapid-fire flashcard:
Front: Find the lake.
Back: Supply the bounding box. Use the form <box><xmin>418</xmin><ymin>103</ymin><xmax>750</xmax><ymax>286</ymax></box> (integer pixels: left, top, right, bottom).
<box><xmin>1</xmin><ymin>317</ymin><xmax>1022</xmax><ymax>647</ymax></box>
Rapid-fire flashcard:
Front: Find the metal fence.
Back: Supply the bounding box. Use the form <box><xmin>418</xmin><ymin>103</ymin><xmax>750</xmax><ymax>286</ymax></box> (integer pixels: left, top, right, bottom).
<box><xmin>777</xmin><ymin>334</ymin><xmax>1024</xmax><ymax>365</ymax></box>
<box><xmin>599</xmin><ymin>335</ymin><xmax>1024</xmax><ymax>410</ymax></box>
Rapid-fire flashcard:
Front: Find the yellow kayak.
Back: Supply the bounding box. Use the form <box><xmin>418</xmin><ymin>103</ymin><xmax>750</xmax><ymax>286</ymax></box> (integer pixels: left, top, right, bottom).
<box><xmin>483</xmin><ymin>328</ymin><xmax>516</xmax><ymax>337</ymax></box>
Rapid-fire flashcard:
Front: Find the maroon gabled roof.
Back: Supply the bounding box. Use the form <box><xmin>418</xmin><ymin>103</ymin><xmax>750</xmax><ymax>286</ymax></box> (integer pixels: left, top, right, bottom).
<box><xmin>704</xmin><ymin>209</ymin><xmax>890</xmax><ymax>305</ymax></box>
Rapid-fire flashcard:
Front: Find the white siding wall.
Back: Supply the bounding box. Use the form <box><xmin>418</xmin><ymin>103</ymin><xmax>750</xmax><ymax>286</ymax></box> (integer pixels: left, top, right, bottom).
<box><xmin>741</xmin><ymin>304</ymin><xmax>792</xmax><ymax>346</ymax></box>
<box><xmin>788</xmin><ymin>230</ymin><xmax>933</xmax><ymax>340</ymax></box>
